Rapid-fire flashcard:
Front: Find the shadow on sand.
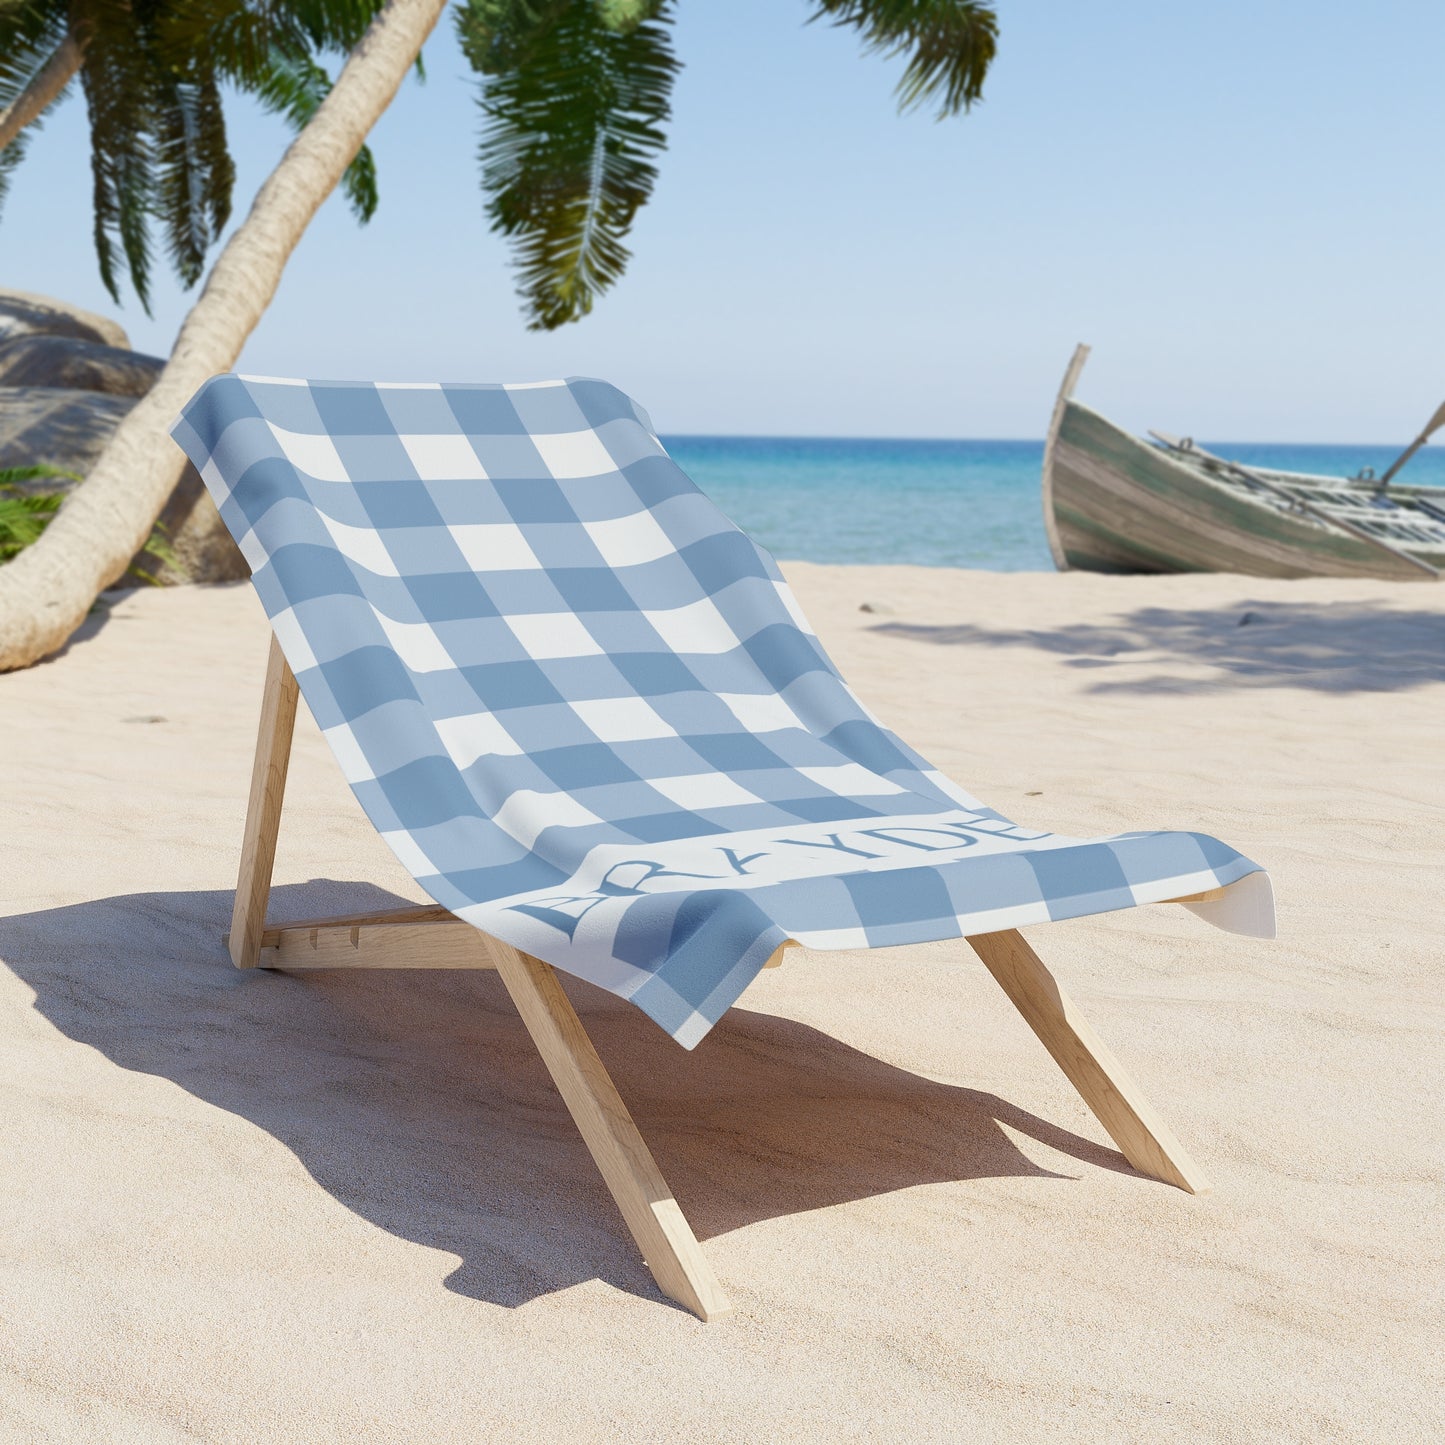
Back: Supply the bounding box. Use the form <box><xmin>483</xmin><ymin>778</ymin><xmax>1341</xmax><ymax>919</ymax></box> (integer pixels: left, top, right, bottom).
<box><xmin>873</xmin><ymin>599</ymin><xmax>1445</xmax><ymax>695</ymax></box>
<box><xmin>0</xmin><ymin>881</ymin><xmax>1130</xmax><ymax>1313</ymax></box>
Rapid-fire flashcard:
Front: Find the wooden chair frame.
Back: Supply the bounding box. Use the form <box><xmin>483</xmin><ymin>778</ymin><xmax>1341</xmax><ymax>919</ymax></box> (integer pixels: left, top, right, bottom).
<box><xmin>226</xmin><ymin>634</ymin><xmax>1214</xmax><ymax>1321</ymax></box>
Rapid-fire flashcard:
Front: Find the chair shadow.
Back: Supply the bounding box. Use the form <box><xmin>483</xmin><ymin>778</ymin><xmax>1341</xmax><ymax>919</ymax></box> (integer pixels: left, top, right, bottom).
<box><xmin>0</xmin><ymin>881</ymin><xmax>1132</xmax><ymax>1314</ymax></box>
<box><xmin>872</xmin><ymin>599</ymin><xmax>1445</xmax><ymax>695</ymax></box>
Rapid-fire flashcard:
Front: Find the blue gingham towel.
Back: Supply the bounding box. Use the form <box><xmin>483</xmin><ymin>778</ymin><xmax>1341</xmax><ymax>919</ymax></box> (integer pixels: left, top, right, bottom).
<box><xmin>171</xmin><ymin>375</ymin><xmax>1273</xmax><ymax>1048</ymax></box>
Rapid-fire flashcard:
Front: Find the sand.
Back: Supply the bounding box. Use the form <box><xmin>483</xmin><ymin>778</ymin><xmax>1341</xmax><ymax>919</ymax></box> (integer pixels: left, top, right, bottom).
<box><xmin>1</xmin><ymin>567</ymin><xmax>1441</xmax><ymax>1443</ymax></box>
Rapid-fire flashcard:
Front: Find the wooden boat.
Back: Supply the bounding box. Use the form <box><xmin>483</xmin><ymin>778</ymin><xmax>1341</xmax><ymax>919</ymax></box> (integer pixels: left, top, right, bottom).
<box><xmin>1042</xmin><ymin>345</ymin><xmax>1445</xmax><ymax>580</ymax></box>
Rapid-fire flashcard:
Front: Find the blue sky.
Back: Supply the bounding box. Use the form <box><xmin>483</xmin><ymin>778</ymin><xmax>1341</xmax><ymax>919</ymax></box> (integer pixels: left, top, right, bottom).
<box><xmin>6</xmin><ymin>1</ymin><xmax>1443</xmax><ymax>440</ymax></box>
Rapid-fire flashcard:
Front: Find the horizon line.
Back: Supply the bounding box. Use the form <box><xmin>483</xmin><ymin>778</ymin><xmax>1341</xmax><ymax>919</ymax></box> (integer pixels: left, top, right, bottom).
<box><xmin>658</xmin><ymin>431</ymin><xmax>1427</xmax><ymax>450</ymax></box>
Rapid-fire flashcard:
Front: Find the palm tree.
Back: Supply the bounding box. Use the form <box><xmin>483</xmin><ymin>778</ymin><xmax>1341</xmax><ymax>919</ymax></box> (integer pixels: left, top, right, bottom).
<box><xmin>0</xmin><ymin>0</ymin><xmax>387</xmax><ymax>309</ymax></box>
<box><xmin>0</xmin><ymin>0</ymin><xmax>998</xmax><ymax>671</ymax></box>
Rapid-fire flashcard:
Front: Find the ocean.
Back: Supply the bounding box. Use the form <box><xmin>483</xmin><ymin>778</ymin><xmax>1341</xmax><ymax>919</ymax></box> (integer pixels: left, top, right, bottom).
<box><xmin>662</xmin><ymin>436</ymin><xmax>1445</xmax><ymax>571</ymax></box>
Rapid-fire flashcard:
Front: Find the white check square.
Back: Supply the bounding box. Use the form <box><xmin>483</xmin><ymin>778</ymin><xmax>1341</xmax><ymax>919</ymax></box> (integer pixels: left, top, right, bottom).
<box><xmin>270</xmin><ymin>423</ymin><xmax>349</xmax><ymax>482</ymax></box>
<box><xmin>235</xmin><ymin>524</ymin><xmax>266</xmax><ymax>572</ymax></box>
<box><xmin>322</xmin><ymin>722</ymin><xmax>374</xmax><ymax>783</ymax></box>
<box><xmin>649</xmin><ymin>773</ymin><xmax>759</xmax><ymax>810</ymax></box>
<box><xmin>435</xmin><ymin>711</ymin><xmax>524</xmax><ymax>769</ymax></box>
<box><xmin>774</xmin><ymin>580</ymin><xmax>815</xmax><ymax>634</ymax></box>
<box><xmin>319</xmin><ymin>511</ymin><xmax>399</xmax><ymax>576</ymax></box>
<box><xmin>450</xmin><ymin>522</ymin><xmax>541</xmax><ymax>572</ymax></box>
<box><xmin>717</xmin><ymin>691</ymin><xmax>801</xmax><ymax>734</ymax></box>
<box><xmin>798</xmin><ymin>763</ymin><xmax>906</xmax><ymax>795</ymax></box>
<box><xmin>493</xmin><ymin>789</ymin><xmax>602</xmax><ymax>850</ymax></box>
<box><xmin>372</xmin><ymin>610</ymin><xmax>453</xmax><ymax>673</ymax></box>
<box><xmin>532</xmin><ymin>428</ymin><xmax>616</xmax><ymax>479</ymax></box>
<box><xmin>570</xmin><ymin>696</ymin><xmax>676</xmax><ymax>742</ymax></box>
<box><xmin>643</xmin><ymin>597</ymin><xmax>738</xmax><ymax>655</ymax></box>
<box><xmin>270</xmin><ymin>605</ymin><xmax>317</xmax><ymax>671</ymax></box>
<box><xmin>583</xmin><ymin>511</ymin><xmax>673</xmax><ymax>567</ymax></box>
<box><xmin>506</xmin><ymin>612</ymin><xmax>602</xmax><ymax>660</ymax></box>
<box><xmin>199</xmin><ymin>457</ymin><xmax>232</xmax><ymax>510</ymax></box>
<box><xmin>400</xmin><ymin>432</ymin><xmax>488</xmax><ymax>480</ymax></box>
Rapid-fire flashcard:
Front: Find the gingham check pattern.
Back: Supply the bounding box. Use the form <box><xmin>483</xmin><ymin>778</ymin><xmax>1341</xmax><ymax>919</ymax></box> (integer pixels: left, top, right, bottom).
<box><xmin>171</xmin><ymin>375</ymin><xmax>1269</xmax><ymax>1048</ymax></box>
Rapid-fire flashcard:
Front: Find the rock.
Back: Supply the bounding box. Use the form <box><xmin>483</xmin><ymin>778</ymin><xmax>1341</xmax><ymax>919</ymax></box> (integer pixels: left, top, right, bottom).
<box><xmin>858</xmin><ymin>601</ymin><xmax>895</xmax><ymax>615</ymax></box>
<box><xmin>0</xmin><ymin>386</ymin><xmax>135</xmax><ymax>479</ymax></box>
<box><xmin>0</xmin><ymin>287</ymin><xmax>130</xmax><ymax>350</ymax></box>
<box><xmin>0</xmin><ymin>388</ymin><xmax>248</xmax><ymax>586</ymax></box>
<box><xmin>0</xmin><ymin>290</ymin><xmax>247</xmax><ymax>585</ymax></box>
<box><xmin>123</xmin><ymin>461</ymin><xmax>251</xmax><ymax>588</ymax></box>
<box><xmin>0</xmin><ymin>334</ymin><xmax>163</xmax><ymax>397</ymax></box>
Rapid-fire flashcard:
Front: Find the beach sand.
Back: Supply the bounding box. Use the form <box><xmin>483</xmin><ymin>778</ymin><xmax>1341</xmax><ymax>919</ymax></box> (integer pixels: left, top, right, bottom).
<box><xmin>2</xmin><ymin>567</ymin><xmax>1441</xmax><ymax>1442</ymax></box>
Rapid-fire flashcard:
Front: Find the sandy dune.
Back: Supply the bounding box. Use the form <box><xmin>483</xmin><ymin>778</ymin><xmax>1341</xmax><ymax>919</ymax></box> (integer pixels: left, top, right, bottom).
<box><xmin>2</xmin><ymin>567</ymin><xmax>1441</xmax><ymax>1442</ymax></box>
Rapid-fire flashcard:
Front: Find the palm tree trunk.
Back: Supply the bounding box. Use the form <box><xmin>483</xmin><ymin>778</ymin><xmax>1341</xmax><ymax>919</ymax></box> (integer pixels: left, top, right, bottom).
<box><xmin>0</xmin><ymin>0</ymin><xmax>448</xmax><ymax>671</ymax></box>
<box><xmin>0</xmin><ymin>32</ymin><xmax>83</xmax><ymax>153</ymax></box>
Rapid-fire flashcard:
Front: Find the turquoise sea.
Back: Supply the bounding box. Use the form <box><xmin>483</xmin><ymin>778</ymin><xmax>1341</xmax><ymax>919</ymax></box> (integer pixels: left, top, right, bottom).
<box><xmin>662</xmin><ymin>436</ymin><xmax>1445</xmax><ymax>571</ymax></box>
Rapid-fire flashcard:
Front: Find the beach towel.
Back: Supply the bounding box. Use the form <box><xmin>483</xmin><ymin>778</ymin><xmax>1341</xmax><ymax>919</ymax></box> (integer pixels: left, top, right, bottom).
<box><xmin>170</xmin><ymin>375</ymin><xmax>1273</xmax><ymax>1049</ymax></box>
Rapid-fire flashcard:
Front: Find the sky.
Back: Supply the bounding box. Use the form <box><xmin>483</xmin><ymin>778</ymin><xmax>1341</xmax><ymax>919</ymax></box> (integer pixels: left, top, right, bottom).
<box><xmin>6</xmin><ymin>1</ymin><xmax>1444</xmax><ymax>441</ymax></box>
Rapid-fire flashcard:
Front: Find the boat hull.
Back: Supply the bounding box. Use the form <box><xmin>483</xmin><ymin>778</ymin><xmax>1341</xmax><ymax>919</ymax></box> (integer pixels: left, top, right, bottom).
<box><xmin>1047</xmin><ymin>401</ymin><xmax>1441</xmax><ymax>581</ymax></box>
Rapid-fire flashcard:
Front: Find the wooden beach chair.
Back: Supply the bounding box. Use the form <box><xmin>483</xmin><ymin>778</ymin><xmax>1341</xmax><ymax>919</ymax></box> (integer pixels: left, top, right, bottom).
<box><xmin>171</xmin><ymin>374</ymin><xmax>1274</xmax><ymax>1321</ymax></box>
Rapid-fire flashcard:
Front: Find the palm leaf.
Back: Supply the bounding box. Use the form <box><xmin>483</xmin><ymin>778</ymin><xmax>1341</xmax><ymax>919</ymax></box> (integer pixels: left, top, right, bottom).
<box><xmin>0</xmin><ymin>482</ymin><xmax>64</xmax><ymax>563</ymax></box>
<box><xmin>0</xmin><ymin>106</ymin><xmax>33</xmax><ymax>219</ymax></box>
<box><xmin>459</xmin><ymin>0</ymin><xmax>679</xmax><ymax>330</ymax></box>
<box><xmin>0</xmin><ymin>470</ymin><xmax>176</xmax><ymax>578</ymax></box>
<box><xmin>161</xmin><ymin>0</ymin><xmax>385</xmax><ymax>223</ymax></box>
<box><xmin>76</xmin><ymin>0</ymin><xmax>159</xmax><ymax>309</ymax></box>
<box><xmin>0</xmin><ymin>4</ymin><xmax>72</xmax><ymax>223</ymax></box>
<box><xmin>0</xmin><ymin>463</ymin><xmax>83</xmax><ymax>485</ymax></box>
<box><xmin>152</xmin><ymin>68</ymin><xmax>236</xmax><ymax>288</ymax></box>
<box><xmin>811</xmin><ymin>0</ymin><xmax>998</xmax><ymax>118</ymax></box>
<box><xmin>279</xmin><ymin>0</ymin><xmax>389</xmax><ymax>53</ymax></box>
<box><xmin>0</xmin><ymin>3</ymin><xmax>69</xmax><ymax>104</ymax></box>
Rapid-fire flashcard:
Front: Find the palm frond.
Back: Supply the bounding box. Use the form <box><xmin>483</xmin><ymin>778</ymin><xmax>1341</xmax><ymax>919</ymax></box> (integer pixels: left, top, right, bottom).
<box><xmin>0</xmin><ymin>3</ymin><xmax>69</xmax><ymax>103</ymax></box>
<box><xmin>811</xmin><ymin>0</ymin><xmax>998</xmax><ymax>118</ymax></box>
<box><xmin>458</xmin><ymin>0</ymin><xmax>680</xmax><ymax>330</ymax></box>
<box><xmin>0</xmin><ymin>114</ymin><xmax>32</xmax><ymax>217</ymax></box>
<box><xmin>283</xmin><ymin>0</ymin><xmax>388</xmax><ymax>53</ymax></box>
<box><xmin>0</xmin><ymin>472</ymin><xmax>70</xmax><ymax>563</ymax></box>
<box><xmin>0</xmin><ymin>462</ymin><xmax>83</xmax><ymax>487</ymax></box>
<box><xmin>124</xmin><ymin>516</ymin><xmax>182</xmax><ymax>582</ymax></box>
<box><xmin>161</xmin><ymin>0</ymin><xmax>384</xmax><ymax>226</ymax></box>
<box><xmin>75</xmin><ymin>0</ymin><xmax>159</xmax><ymax>309</ymax></box>
<box><xmin>460</xmin><ymin>0</ymin><xmax>567</xmax><ymax>71</ymax></box>
<box><xmin>158</xmin><ymin>0</ymin><xmax>309</xmax><ymax>84</ymax></box>
<box><xmin>0</xmin><ymin>473</ymin><xmax>177</xmax><ymax>578</ymax></box>
<box><xmin>0</xmin><ymin>5</ymin><xmax>72</xmax><ymax>223</ymax></box>
<box><xmin>595</xmin><ymin>0</ymin><xmax>666</xmax><ymax>28</ymax></box>
<box><xmin>152</xmin><ymin>69</ymin><xmax>236</xmax><ymax>288</ymax></box>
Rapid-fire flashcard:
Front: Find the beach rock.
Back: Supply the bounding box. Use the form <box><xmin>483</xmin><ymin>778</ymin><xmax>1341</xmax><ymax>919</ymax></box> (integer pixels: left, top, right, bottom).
<box><xmin>0</xmin><ymin>334</ymin><xmax>164</xmax><ymax>397</ymax></box>
<box><xmin>0</xmin><ymin>388</ymin><xmax>248</xmax><ymax>586</ymax></box>
<box><xmin>0</xmin><ymin>287</ymin><xmax>130</xmax><ymax>350</ymax></box>
<box><xmin>0</xmin><ymin>293</ymin><xmax>247</xmax><ymax>584</ymax></box>
<box><xmin>0</xmin><ymin>386</ymin><xmax>135</xmax><ymax>479</ymax></box>
<box><xmin>124</xmin><ymin>461</ymin><xmax>251</xmax><ymax>588</ymax></box>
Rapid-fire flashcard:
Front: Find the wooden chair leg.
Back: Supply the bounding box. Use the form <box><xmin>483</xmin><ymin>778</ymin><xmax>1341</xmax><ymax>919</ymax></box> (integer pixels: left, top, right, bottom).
<box><xmin>967</xmin><ymin>930</ymin><xmax>1211</xmax><ymax>1194</ymax></box>
<box><xmin>230</xmin><ymin>635</ymin><xmax>299</xmax><ymax>969</ymax></box>
<box><xmin>489</xmin><ymin>941</ymin><xmax>733</xmax><ymax>1321</ymax></box>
